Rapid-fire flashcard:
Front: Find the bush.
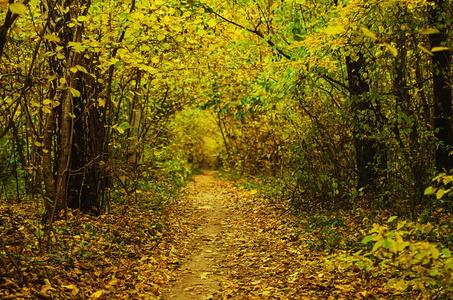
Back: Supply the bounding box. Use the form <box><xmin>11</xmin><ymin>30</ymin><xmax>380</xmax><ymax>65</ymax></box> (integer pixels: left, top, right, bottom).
<box><xmin>324</xmin><ymin>217</ymin><xmax>453</xmax><ymax>299</ymax></box>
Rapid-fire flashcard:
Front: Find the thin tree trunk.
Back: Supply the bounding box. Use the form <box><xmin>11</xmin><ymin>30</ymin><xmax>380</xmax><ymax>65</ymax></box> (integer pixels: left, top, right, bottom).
<box><xmin>430</xmin><ymin>0</ymin><xmax>453</xmax><ymax>171</ymax></box>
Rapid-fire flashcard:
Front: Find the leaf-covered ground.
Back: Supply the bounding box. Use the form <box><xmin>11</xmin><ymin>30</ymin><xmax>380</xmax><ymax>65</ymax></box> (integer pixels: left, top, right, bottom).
<box><xmin>2</xmin><ymin>171</ymin><xmax>397</xmax><ymax>299</ymax></box>
<box><xmin>162</xmin><ymin>171</ymin><xmax>392</xmax><ymax>299</ymax></box>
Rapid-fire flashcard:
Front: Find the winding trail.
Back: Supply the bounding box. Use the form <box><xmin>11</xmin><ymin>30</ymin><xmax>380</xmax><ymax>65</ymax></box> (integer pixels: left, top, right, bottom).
<box><xmin>161</xmin><ymin>171</ymin><xmax>367</xmax><ymax>299</ymax></box>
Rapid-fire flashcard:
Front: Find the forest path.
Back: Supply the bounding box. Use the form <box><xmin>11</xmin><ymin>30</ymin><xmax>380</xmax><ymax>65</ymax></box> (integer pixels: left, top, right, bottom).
<box><xmin>165</xmin><ymin>170</ymin><xmax>238</xmax><ymax>299</ymax></box>
<box><xmin>161</xmin><ymin>171</ymin><xmax>339</xmax><ymax>299</ymax></box>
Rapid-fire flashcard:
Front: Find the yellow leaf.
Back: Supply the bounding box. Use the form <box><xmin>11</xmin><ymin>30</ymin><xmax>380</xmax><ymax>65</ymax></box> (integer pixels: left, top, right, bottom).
<box><xmin>418</xmin><ymin>45</ymin><xmax>433</xmax><ymax>56</ymax></box>
<box><xmin>90</xmin><ymin>290</ymin><xmax>104</xmax><ymax>298</ymax></box>
<box><xmin>207</xmin><ymin>19</ymin><xmax>216</xmax><ymax>27</ymax></box>
<box><xmin>98</xmin><ymin>98</ymin><xmax>105</xmax><ymax>107</ymax></box>
<box><xmin>62</xmin><ymin>284</ymin><xmax>77</xmax><ymax>289</ymax></box>
<box><xmin>44</xmin><ymin>34</ymin><xmax>61</xmax><ymax>43</ymax></box>
<box><xmin>68</xmin><ymin>113</ymin><xmax>76</xmax><ymax>119</ymax></box>
<box><xmin>116</xmin><ymin>126</ymin><xmax>124</xmax><ymax>134</ymax></box>
<box><xmin>70</xmin><ymin>87</ymin><xmax>81</xmax><ymax>97</ymax></box>
<box><xmin>9</xmin><ymin>3</ymin><xmax>27</xmax><ymax>14</ymax></box>
<box><xmin>431</xmin><ymin>247</ymin><xmax>440</xmax><ymax>259</ymax></box>
<box><xmin>249</xmin><ymin>189</ymin><xmax>258</xmax><ymax>195</ymax></box>
<box><xmin>30</xmin><ymin>100</ymin><xmax>41</xmax><ymax>107</ymax></box>
<box><xmin>436</xmin><ymin>189</ymin><xmax>445</xmax><ymax>200</ymax></box>
<box><xmin>197</xmin><ymin>29</ymin><xmax>207</xmax><ymax>36</ymax></box>
<box><xmin>324</xmin><ymin>25</ymin><xmax>344</xmax><ymax>35</ymax></box>
<box><xmin>361</xmin><ymin>27</ymin><xmax>377</xmax><ymax>41</ymax></box>
<box><xmin>42</xmin><ymin>106</ymin><xmax>52</xmax><ymax>114</ymax></box>
<box><xmin>431</xmin><ymin>46</ymin><xmax>450</xmax><ymax>52</ymax></box>
<box><xmin>384</xmin><ymin>43</ymin><xmax>398</xmax><ymax>57</ymax></box>
<box><xmin>59</xmin><ymin>77</ymin><xmax>67</xmax><ymax>85</ymax></box>
<box><xmin>419</xmin><ymin>28</ymin><xmax>440</xmax><ymax>35</ymax></box>
<box><xmin>108</xmin><ymin>278</ymin><xmax>118</xmax><ymax>286</ymax></box>
<box><xmin>157</xmin><ymin>34</ymin><xmax>165</xmax><ymax>41</ymax></box>
<box><xmin>76</xmin><ymin>65</ymin><xmax>89</xmax><ymax>73</ymax></box>
<box><xmin>152</xmin><ymin>57</ymin><xmax>159</xmax><ymax>64</ymax></box>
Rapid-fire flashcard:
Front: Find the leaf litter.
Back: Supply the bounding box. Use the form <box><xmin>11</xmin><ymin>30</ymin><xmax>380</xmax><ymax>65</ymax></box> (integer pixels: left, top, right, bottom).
<box><xmin>1</xmin><ymin>170</ymin><xmax>393</xmax><ymax>299</ymax></box>
<box><xmin>163</xmin><ymin>171</ymin><xmax>392</xmax><ymax>299</ymax></box>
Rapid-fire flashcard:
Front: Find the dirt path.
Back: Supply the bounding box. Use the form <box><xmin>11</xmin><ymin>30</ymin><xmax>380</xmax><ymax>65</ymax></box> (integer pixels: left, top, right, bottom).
<box><xmin>165</xmin><ymin>171</ymin><xmax>239</xmax><ymax>299</ymax></box>
<box><xmin>161</xmin><ymin>171</ymin><xmax>364</xmax><ymax>299</ymax></box>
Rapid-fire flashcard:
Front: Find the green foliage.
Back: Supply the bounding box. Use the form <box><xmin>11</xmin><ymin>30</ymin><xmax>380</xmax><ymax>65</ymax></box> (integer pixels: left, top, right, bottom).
<box><xmin>303</xmin><ymin>214</ymin><xmax>345</xmax><ymax>251</ymax></box>
<box><xmin>325</xmin><ymin>220</ymin><xmax>453</xmax><ymax>298</ymax></box>
<box><xmin>239</xmin><ymin>177</ymin><xmax>285</xmax><ymax>200</ymax></box>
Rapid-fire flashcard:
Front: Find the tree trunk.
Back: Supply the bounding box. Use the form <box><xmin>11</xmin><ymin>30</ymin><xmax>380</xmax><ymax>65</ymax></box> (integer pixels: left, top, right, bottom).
<box><xmin>430</xmin><ymin>0</ymin><xmax>453</xmax><ymax>172</ymax></box>
<box><xmin>41</xmin><ymin>0</ymin><xmax>90</xmax><ymax>221</ymax></box>
<box><xmin>346</xmin><ymin>53</ymin><xmax>386</xmax><ymax>192</ymax></box>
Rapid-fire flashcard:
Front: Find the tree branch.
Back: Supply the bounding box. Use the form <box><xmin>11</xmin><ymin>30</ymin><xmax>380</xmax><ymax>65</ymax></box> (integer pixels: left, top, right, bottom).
<box><xmin>206</xmin><ymin>7</ymin><xmax>291</xmax><ymax>60</ymax></box>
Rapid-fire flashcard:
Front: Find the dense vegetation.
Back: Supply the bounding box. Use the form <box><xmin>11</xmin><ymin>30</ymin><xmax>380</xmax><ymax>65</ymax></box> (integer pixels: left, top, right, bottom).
<box><xmin>1</xmin><ymin>0</ymin><xmax>453</xmax><ymax>298</ymax></box>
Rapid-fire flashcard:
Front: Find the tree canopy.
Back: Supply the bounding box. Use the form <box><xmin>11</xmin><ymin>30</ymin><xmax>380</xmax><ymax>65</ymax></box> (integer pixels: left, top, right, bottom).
<box><xmin>1</xmin><ymin>0</ymin><xmax>453</xmax><ymax>298</ymax></box>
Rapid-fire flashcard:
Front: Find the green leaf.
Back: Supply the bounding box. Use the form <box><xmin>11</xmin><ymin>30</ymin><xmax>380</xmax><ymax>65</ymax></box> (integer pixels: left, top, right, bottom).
<box><xmin>9</xmin><ymin>3</ymin><xmax>27</xmax><ymax>15</ymax></box>
<box><xmin>442</xmin><ymin>248</ymin><xmax>451</xmax><ymax>257</ymax></box>
<box><xmin>119</xmin><ymin>121</ymin><xmax>132</xmax><ymax>131</ymax></box>
<box><xmin>424</xmin><ymin>186</ymin><xmax>435</xmax><ymax>195</ymax></box>
<box><xmin>383</xmin><ymin>239</ymin><xmax>391</xmax><ymax>248</ymax></box>
<box><xmin>361</xmin><ymin>235</ymin><xmax>373</xmax><ymax>244</ymax></box>
<box><xmin>387</xmin><ymin>216</ymin><xmax>398</xmax><ymax>222</ymax></box>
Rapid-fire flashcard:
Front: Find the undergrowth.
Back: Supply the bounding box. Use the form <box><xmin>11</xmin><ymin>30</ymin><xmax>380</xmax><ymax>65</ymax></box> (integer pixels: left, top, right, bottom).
<box><xmin>244</xmin><ymin>172</ymin><xmax>453</xmax><ymax>299</ymax></box>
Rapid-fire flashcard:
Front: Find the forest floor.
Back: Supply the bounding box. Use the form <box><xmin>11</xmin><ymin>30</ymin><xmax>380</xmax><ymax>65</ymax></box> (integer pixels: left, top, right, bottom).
<box><xmin>160</xmin><ymin>171</ymin><xmax>387</xmax><ymax>299</ymax></box>
<box><xmin>0</xmin><ymin>170</ymin><xmax>393</xmax><ymax>299</ymax></box>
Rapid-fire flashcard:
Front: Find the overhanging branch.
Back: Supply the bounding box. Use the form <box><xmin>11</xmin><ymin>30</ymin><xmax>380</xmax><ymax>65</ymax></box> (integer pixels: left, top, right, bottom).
<box><xmin>206</xmin><ymin>7</ymin><xmax>291</xmax><ymax>60</ymax></box>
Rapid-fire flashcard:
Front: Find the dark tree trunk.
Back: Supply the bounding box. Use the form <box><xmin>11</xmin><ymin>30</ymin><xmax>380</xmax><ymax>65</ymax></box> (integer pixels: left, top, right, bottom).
<box><xmin>68</xmin><ymin>59</ymin><xmax>109</xmax><ymax>215</ymax></box>
<box><xmin>346</xmin><ymin>53</ymin><xmax>386</xmax><ymax>192</ymax></box>
<box><xmin>69</xmin><ymin>97</ymin><xmax>106</xmax><ymax>214</ymax></box>
<box><xmin>430</xmin><ymin>0</ymin><xmax>453</xmax><ymax>172</ymax></box>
